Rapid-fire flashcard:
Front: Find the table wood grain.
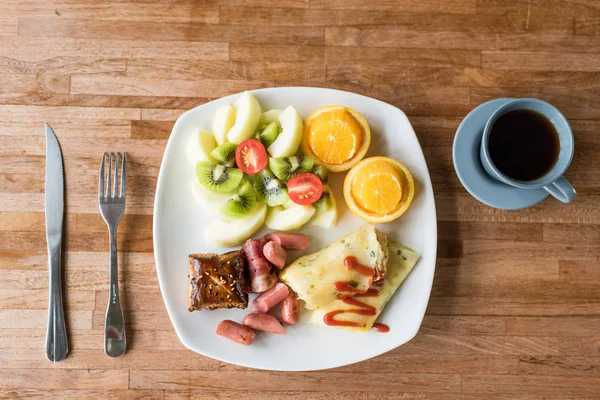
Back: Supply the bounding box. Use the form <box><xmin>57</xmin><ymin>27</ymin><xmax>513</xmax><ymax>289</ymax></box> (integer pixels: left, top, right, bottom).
<box><xmin>1</xmin><ymin>0</ymin><xmax>599</xmax><ymax>398</ymax></box>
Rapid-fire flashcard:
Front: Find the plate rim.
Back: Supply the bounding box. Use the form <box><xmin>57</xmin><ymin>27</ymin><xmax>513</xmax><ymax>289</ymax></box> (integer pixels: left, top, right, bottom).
<box><xmin>153</xmin><ymin>86</ymin><xmax>438</xmax><ymax>371</ymax></box>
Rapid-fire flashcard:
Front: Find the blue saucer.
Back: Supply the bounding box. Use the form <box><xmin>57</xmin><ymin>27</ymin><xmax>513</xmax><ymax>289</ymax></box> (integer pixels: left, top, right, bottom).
<box><xmin>453</xmin><ymin>98</ymin><xmax>549</xmax><ymax>210</ymax></box>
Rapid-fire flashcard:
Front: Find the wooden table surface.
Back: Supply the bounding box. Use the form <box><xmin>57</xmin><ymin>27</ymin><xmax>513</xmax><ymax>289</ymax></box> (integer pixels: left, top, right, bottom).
<box><xmin>1</xmin><ymin>0</ymin><xmax>599</xmax><ymax>398</ymax></box>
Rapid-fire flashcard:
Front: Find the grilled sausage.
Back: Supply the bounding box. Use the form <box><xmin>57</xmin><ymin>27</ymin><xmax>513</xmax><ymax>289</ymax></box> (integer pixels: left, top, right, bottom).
<box><xmin>242</xmin><ymin>239</ymin><xmax>278</xmax><ymax>293</ymax></box>
<box><xmin>242</xmin><ymin>313</ymin><xmax>286</xmax><ymax>334</ymax></box>
<box><xmin>264</xmin><ymin>233</ymin><xmax>309</xmax><ymax>251</ymax></box>
<box><xmin>216</xmin><ymin>320</ymin><xmax>255</xmax><ymax>345</ymax></box>
<box><xmin>252</xmin><ymin>282</ymin><xmax>289</xmax><ymax>313</ymax></box>
<box><xmin>281</xmin><ymin>291</ymin><xmax>300</xmax><ymax>325</ymax></box>
<box><xmin>263</xmin><ymin>241</ymin><xmax>286</xmax><ymax>269</ymax></box>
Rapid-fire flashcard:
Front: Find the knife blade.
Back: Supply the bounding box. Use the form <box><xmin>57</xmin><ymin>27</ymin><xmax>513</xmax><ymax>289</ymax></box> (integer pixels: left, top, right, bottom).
<box><xmin>44</xmin><ymin>123</ymin><xmax>68</xmax><ymax>362</ymax></box>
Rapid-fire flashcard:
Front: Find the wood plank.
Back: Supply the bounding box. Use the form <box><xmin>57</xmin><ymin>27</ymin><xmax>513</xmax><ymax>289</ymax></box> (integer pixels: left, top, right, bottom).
<box><xmin>219</xmin><ymin>0</ymin><xmax>309</xmax><ymax>8</ymax></box>
<box><xmin>506</xmin><ymin>317</ymin><xmax>600</xmax><ymax>337</ymax></box>
<box><xmin>140</xmin><ymin>108</ymin><xmax>186</xmax><ymax>121</ymax></box>
<box><xmin>130</xmin><ymin>370</ymin><xmax>461</xmax><ymax>392</ymax></box>
<box><xmin>0</xmin><ymin>122</ymin><xmax>130</xmax><ymax>138</ymax></box>
<box><xmin>498</xmin><ymin>33</ymin><xmax>600</xmax><ymax>53</ymax></box>
<box><xmin>438</xmin><ymin>221</ymin><xmax>543</xmax><ymax>241</ymax></box>
<box><xmin>0</xmin><ymin>290</ymin><xmax>94</xmax><ymax>310</ymax></box>
<box><xmin>326</xmin><ymin>47</ymin><xmax>481</xmax><ymax>67</ymax></box>
<box><xmin>126</xmin><ymin>59</ymin><xmax>327</xmax><ymax>83</ymax></box>
<box><xmin>325</xmin><ymin>27</ymin><xmax>496</xmax><ymax>50</ymax></box>
<box><xmin>560</xmin><ymin>260</ymin><xmax>600</xmax><ymax>282</ymax></box>
<box><xmin>482</xmin><ymin>51</ymin><xmax>600</xmax><ymax>71</ymax></box>
<box><xmin>419</xmin><ymin>316</ymin><xmax>506</xmax><ymax>335</ymax></box>
<box><xmin>462</xmin><ymin>240</ymin><xmax>600</xmax><ymax>261</ymax></box>
<box><xmin>230</xmin><ymin>44</ymin><xmax>326</xmax><ymax>62</ymax></box>
<box><xmin>576</xmin><ymin>16</ymin><xmax>600</xmax><ymax>35</ymax></box>
<box><xmin>310</xmin><ymin>0</ymin><xmax>477</xmax><ymax>14</ymax></box>
<box><xmin>543</xmin><ymin>223</ymin><xmax>600</xmax><ymax>244</ymax></box>
<box><xmin>18</xmin><ymin>17</ymin><xmax>325</xmax><ymax>45</ymax></box>
<box><xmin>518</xmin><ymin>356</ymin><xmax>600</xmax><ymax>376</ymax></box>
<box><xmin>0</xmin><ymin>73</ymin><xmax>69</xmax><ymax>94</ymax></box>
<box><xmin>462</xmin><ymin>374</ymin><xmax>600</xmax><ymax>395</ymax></box>
<box><xmin>0</xmin><ymin>389</ymin><xmax>162</xmax><ymax>400</ymax></box>
<box><xmin>70</xmin><ymin>74</ymin><xmax>274</xmax><ymax>98</ymax></box>
<box><xmin>427</xmin><ymin>297</ymin><xmax>600</xmax><ymax>316</ymax></box>
<box><xmin>0</xmin><ymin>369</ymin><xmax>128</xmax><ymax>390</ymax></box>
<box><xmin>0</xmin><ymin>56</ymin><xmax>126</xmax><ymax>74</ymax></box>
<box><xmin>0</xmin><ymin>105</ymin><xmax>140</xmax><ymax>123</ymax></box>
<box><xmin>130</xmin><ymin>121</ymin><xmax>174</xmax><ymax>140</ymax></box>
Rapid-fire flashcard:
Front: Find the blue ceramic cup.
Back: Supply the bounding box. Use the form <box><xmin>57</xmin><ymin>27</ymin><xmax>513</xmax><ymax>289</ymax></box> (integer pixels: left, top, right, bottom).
<box><xmin>480</xmin><ymin>98</ymin><xmax>576</xmax><ymax>203</ymax></box>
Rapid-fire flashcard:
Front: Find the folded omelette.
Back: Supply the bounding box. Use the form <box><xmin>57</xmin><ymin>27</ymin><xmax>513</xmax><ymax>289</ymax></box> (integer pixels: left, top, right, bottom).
<box><xmin>310</xmin><ymin>243</ymin><xmax>420</xmax><ymax>331</ymax></box>
<box><xmin>279</xmin><ymin>224</ymin><xmax>389</xmax><ymax>310</ymax></box>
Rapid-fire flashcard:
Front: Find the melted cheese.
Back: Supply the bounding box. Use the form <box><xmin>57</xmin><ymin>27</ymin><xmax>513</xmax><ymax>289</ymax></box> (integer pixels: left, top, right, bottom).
<box><xmin>279</xmin><ymin>224</ymin><xmax>388</xmax><ymax>310</ymax></box>
<box><xmin>309</xmin><ymin>243</ymin><xmax>419</xmax><ymax>331</ymax></box>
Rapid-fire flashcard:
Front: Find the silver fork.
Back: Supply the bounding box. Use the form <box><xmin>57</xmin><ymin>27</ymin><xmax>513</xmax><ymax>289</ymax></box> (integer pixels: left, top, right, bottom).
<box><xmin>99</xmin><ymin>152</ymin><xmax>127</xmax><ymax>358</ymax></box>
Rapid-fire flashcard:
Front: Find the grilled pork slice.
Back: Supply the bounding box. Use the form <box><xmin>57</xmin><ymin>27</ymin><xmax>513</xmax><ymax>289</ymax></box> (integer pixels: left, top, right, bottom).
<box><xmin>188</xmin><ymin>250</ymin><xmax>248</xmax><ymax>311</ymax></box>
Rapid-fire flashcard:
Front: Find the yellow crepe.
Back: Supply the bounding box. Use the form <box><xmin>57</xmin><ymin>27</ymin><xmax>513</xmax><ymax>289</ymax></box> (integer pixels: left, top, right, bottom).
<box><xmin>279</xmin><ymin>224</ymin><xmax>388</xmax><ymax>310</ymax></box>
<box><xmin>309</xmin><ymin>243</ymin><xmax>419</xmax><ymax>331</ymax></box>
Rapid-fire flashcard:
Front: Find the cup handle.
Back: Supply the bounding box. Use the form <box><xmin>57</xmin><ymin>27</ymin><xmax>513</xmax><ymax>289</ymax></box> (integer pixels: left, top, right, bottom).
<box><xmin>543</xmin><ymin>177</ymin><xmax>576</xmax><ymax>203</ymax></box>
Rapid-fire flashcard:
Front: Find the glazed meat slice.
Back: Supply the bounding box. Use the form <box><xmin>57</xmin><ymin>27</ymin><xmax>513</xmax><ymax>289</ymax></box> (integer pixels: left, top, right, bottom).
<box><xmin>188</xmin><ymin>250</ymin><xmax>248</xmax><ymax>311</ymax></box>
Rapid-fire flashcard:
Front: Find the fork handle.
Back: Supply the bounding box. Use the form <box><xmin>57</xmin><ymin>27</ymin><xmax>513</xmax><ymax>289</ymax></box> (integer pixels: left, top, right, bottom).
<box><xmin>105</xmin><ymin>227</ymin><xmax>126</xmax><ymax>357</ymax></box>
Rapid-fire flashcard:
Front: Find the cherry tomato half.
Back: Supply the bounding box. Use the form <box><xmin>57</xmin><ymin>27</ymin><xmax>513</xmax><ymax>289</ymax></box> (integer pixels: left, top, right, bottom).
<box><xmin>288</xmin><ymin>173</ymin><xmax>323</xmax><ymax>205</ymax></box>
<box><xmin>235</xmin><ymin>139</ymin><xmax>268</xmax><ymax>175</ymax></box>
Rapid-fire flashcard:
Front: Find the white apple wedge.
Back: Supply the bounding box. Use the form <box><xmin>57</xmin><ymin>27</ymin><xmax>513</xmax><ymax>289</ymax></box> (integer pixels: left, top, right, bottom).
<box><xmin>227</xmin><ymin>92</ymin><xmax>262</xmax><ymax>144</ymax></box>
<box><xmin>205</xmin><ymin>202</ymin><xmax>267</xmax><ymax>247</ymax></box>
<box><xmin>187</xmin><ymin>130</ymin><xmax>217</xmax><ymax>165</ymax></box>
<box><xmin>259</xmin><ymin>109</ymin><xmax>282</xmax><ymax>127</ymax></box>
<box><xmin>191</xmin><ymin>179</ymin><xmax>233</xmax><ymax>214</ymax></box>
<box><xmin>213</xmin><ymin>104</ymin><xmax>236</xmax><ymax>145</ymax></box>
<box><xmin>311</xmin><ymin>188</ymin><xmax>338</xmax><ymax>229</ymax></box>
<box><xmin>265</xmin><ymin>200</ymin><xmax>315</xmax><ymax>231</ymax></box>
<box><xmin>268</xmin><ymin>105</ymin><xmax>303</xmax><ymax>157</ymax></box>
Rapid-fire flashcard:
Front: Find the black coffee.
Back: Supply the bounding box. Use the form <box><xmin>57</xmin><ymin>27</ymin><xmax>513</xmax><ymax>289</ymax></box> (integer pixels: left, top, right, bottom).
<box><xmin>488</xmin><ymin>109</ymin><xmax>560</xmax><ymax>181</ymax></box>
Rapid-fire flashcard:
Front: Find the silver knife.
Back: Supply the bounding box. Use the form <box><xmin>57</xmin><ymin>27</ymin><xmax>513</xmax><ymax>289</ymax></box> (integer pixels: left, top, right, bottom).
<box><xmin>45</xmin><ymin>123</ymin><xmax>68</xmax><ymax>362</ymax></box>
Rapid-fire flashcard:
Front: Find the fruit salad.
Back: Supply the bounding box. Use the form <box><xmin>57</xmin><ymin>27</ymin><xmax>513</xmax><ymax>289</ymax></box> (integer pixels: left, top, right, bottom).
<box><xmin>188</xmin><ymin>92</ymin><xmax>338</xmax><ymax>247</ymax></box>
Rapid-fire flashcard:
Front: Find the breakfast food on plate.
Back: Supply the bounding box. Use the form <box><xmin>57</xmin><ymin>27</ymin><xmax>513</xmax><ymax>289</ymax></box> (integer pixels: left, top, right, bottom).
<box><xmin>253</xmin><ymin>167</ymin><xmax>289</xmax><ymax>207</ymax></box>
<box><xmin>265</xmin><ymin>199</ymin><xmax>316</xmax><ymax>231</ymax></box>
<box><xmin>196</xmin><ymin>162</ymin><xmax>243</xmax><ymax>193</ymax></box>
<box><xmin>188</xmin><ymin>251</ymin><xmax>248</xmax><ymax>311</ymax></box>
<box><xmin>227</xmin><ymin>91</ymin><xmax>262</xmax><ymax>144</ymax></box>
<box><xmin>235</xmin><ymin>139</ymin><xmax>268</xmax><ymax>175</ymax></box>
<box><xmin>302</xmin><ymin>105</ymin><xmax>371</xmax><ymax>172</ymax></box>
<box><xmin>262</xmin><ymin>240</ymin><xmax>286</xmax><ymax>269</ymax></box>
<box><xmin>210</xmin><ymin>142</ymin><xmax>237</xmax><ymax>167</ymax></box>
<box><xmin>213</xmin><ymin>104</ymin><xmax>236</xmax><ymax>145</ymax></box>
<box><xmin>344</xmin><ymin>156</ymin><xmax>415</xmax><ymax>223</ymax></box>
<box><xmin>287</xmin><ymin>173</ymin><xmax>323</xmax><ymax>206</ymax></box>
<box><xmin>264</xmin><ymin>232</ymin><xmax>309</xmax><ymax>250</ymax></box>
<box><xmin>191</xmin><ymin>179</ymin><xmax>233</xmax><ymax>214</ymax></box>
<box><xmin>243</xmin><ymin>313</ymin><xmax>286</xmax><ymax>334</ymax></box>
<box><xmin>281</xmin><ymin>290</ymin><xmax>300</xmax><ymax>325</ymax></box>
<box><xmin>259</xmin><ymin>109</ymin><xmax>282</xmax><ymax>127</ymax></box>
<box><xmin>267</xmin><ymin>105</ymin><xmax>303</xmax><ymax>157</ymax></box>
<box><xmin>187</xmin><ymin>130</ymin><xmax>217</xmax><ymax>164</ymax></box>
<box><xmin>251</xmin><ymin>282</ymin><xmax>289</xmax><ymax>313</ymax></box>
<box><xmin>269</xmin><ymin>156</ymin><xmax>314</xmax><ymax>182</ymax></box>
<box><xmin>216</xmin><ymin>320</ymin><xmax>255</xmax><ymax>345</ymax></box>
<box><xmin>243</xmin><ymin>238</ymin><xmax>279</xmax><ymax>293</ymax></box>
<box><xmin>205</xmin><ymin>202</ymin><xmax>267</xmax><ymax>247</ymax></box>
<box><xmin>310</xmin><ymin>184</ymin><xmax>338</xmax><ymax>228</ymax></box>
<box><xmin>256</xmin><ymin>122</ymin><xmax>280</xmax><ymax>148</ymax></box>
<box><xmin>310</xmin><ymin>243</ymin><xmax>419</xmax><ymax>331</ymax></box>
<box><xmin>279</xmin><ymin>224</ymin><xmax>388</xmax><ymax>310</ymax></box>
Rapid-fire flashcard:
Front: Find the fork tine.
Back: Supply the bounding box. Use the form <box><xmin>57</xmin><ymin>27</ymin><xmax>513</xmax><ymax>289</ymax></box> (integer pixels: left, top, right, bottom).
<box><xmin>113</xmin><ymin>152</ymin><xmax>119</xmax><ymax>198</ymax></box>
<box><xmin>99</xmin><ymin>153</ymin><xmax>106</xmax><ymax>198</ymax></box>
<box><xmin>108</xmin><ymin>153</ymin><xmax>113</xmax><ymax>197</ymax></box>
<box><xmin>120</xmin><ymin>153</ymin><xmax>126</xmax><ymax>198</ymax></box>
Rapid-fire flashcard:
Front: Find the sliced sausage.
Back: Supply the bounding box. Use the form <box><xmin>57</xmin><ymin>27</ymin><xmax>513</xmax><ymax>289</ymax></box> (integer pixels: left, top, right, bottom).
<box><xmin>263</xmin><ymin>241</ymin><xmax>287</xmax><ymax>269</ymax></box>
<box><xmin>264</xmin><ymin>233</ymin><xmax>309</xmax><ymax>251</ymax></box>
<box><xmin>281</xmin><ymin>290</ymin><xmax>300</xmax><ymax>325</ymax></box>
<box><xmin>243</xmin><ymin>313</ymin><xmax>286</xmax><ymax>334</ymax></box>
<box><xmin>216</xmin><ymin>320</ymin><xmax>255</xmax><ymax>345</ymax></box>
<box><xmin>252</xmin><ymin>282</ymin><xmax>289</xmax><ymax>313</ymax></box>
<box><xmin>242</xmin><ymin>239</ymin><xmax>278</xmax><ymax>293</ymax></box>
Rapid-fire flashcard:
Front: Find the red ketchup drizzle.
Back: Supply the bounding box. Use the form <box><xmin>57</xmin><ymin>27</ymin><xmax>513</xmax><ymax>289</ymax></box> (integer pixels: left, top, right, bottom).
<box><xmin>324</xmin><ymin>297</ymin><xmax>377</xmax><ymax>327</ymax></box>
<box><xmin>372</xmin><ymin>323</ymin><xmax>390</xmax><ymax>333</ymax></box>
<box><xmin>354</xmin><ymin>288</ymin><xmax>380</xmax><ymax>297</ymax></box>
<box><xmin>344</xmin><ymin>256</ymin><xmax>375</xmax><ymax>276</ymax></box>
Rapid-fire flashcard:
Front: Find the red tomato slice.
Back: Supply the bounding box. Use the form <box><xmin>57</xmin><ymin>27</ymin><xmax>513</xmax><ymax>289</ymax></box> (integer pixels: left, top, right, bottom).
<box><xmin>235</xmin><ymin>139</ymin><xmax>268</xmax><ymax>174</ymax></box>
<box><xmin>288</xmin><ymin>173</ymin><xmax>323</xmax><ymax>205</ymax></box>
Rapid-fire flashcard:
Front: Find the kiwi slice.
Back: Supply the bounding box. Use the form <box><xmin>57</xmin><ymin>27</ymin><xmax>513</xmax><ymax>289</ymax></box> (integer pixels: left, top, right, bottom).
<box><xmin>220</xmin><ymin>179</ymin><xmax>257</xmax><ymax>219</ymax></box>
<box><xmin>311</xmin><ymin>164</ymin><xmax>329</xmax><ymax>183</ymax></box>
<box><xmin>269</xmin><ymin>156</ymin><xmax>314</xmax><ymax>182</ymax></box>
<box><xmin>210</xmin><ymin>142</ymin><xmax>237</xmax><ymax>167</ymax></box>
<box><xmin>312</xmin><ymin>184</ymin><xmax>333</xmax><ymax>212</ymax></box>
<box><xmin>253</xmin><ymin>167</ymin><xmax>288</xmax><ymax>207</ymax></box>
<box><xmin>195</xmin><ymin>161</ymin><xmax>243</xmax><ymax>193</ymax></box>
<box><xmin>257</xmin><ymin>122</ymin><xmax>280</xmax><ymax>148</ymax></box>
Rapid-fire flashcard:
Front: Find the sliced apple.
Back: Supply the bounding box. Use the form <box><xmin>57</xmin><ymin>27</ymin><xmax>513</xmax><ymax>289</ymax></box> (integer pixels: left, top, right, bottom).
<box><xmin>205</xmin><ymin>202</ymin><xmax>267</xmax><ymax>247</ymax></box>
<box><xmin>187</xmin><ymin>130</ymin><xmax>217</xmax><ymax>164</ymax></box>
<box><xmin>268</xmin><ymin>105</ymin><xmax>303</xmax><ymax>157</ymax></box>
<box><xmin>265</xmin><ymin>199</ymin><xmax>315</xmax><ymax>231</ymax></box>
<box><xmin>259</xmin><ymin>109</ymin><xmax>282</xmax><ymax>127</ymax></box>
<box><xmin>227</xmin><ymin>92</ymin><xmax>262</xmax><ymax>144</ymax></box>
<box><xmin>311</xmin><ymin>186</ymin><xmax>338</xmax><ymax>229</ymax></box>
<box><xmin>213</xmin><ymin>104</ymin><xmax>236</xmax><ymax>145</ymax></box>
<box><xmin>191</xmin><ymin>179</ymin><xmax>233</xmax><ymax>214</ymax></box>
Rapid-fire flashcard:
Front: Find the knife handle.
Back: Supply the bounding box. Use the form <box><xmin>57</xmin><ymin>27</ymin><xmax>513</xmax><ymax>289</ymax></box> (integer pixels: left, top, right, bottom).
<box><xmin>46</xmin><ymin>244</ymin><xmax>68</xmax><ymax>362</ymax></box>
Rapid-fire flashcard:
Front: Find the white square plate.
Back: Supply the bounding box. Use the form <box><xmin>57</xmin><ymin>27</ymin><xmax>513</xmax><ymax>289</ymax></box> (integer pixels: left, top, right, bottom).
<box><xmin>153</xmin><ymin>87</ymin><xmax>437</xmax><ymax>371</ymax></box>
